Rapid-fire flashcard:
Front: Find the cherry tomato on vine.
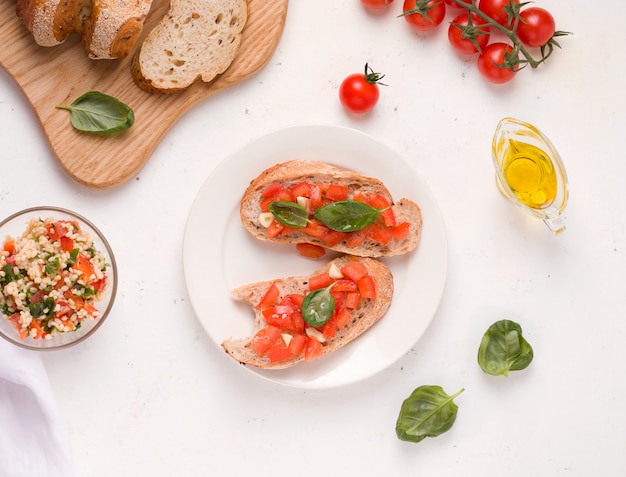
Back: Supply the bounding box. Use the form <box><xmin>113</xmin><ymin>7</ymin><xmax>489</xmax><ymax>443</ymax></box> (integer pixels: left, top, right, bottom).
<box><xmin>478</xmin><ymin>0</ymin><xmax>520</xmax><ymax>27</ymax></box>
<box><xmin>516</xmin><ymin>7</ymin><xmax>555</xmax><ymax>47</ymax></box>
<box><xmin>477</xmin><ymin>42</ymin><xmax>519</xmax><ymax>84</ymax></box>
<box><xmin>448</xmin><ymin>13</ymin><xmax>491</xmax><ymax>55</ymax></box>
<box><xmin>339</xmin><ymin>64</ymin><xmax>386</xmax><ymax>114</ymax></box>
<box><xmin>402</xmin><ymin>0</ymin><xmax>446</xmax><ymax>32</ymax></box>
<box><xmin>361</xmin><ymin>0</ymin><xmax>395</xmax><ymax>9</ymax></box>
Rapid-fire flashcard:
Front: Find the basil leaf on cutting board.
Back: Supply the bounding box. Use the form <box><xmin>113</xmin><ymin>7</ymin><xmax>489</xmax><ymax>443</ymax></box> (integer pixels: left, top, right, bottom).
<box><xmin>269</xmin><ymin>201</ymin><xmax>309</xmax><ymax>228</ymax></box>
<box><xmin>396</xmin><ymin>385</ymin><xmax>464</xmax><ymax>443</ymax></box>
<box><xmin>56</xmin><ymin>91</ymin><xmax>135</xmax><ymax>134</ymax></box>
<box><xmin>314</xmin><ymin>200</ymin><xmax>385</xmax><ymax>232</ymax></box>
<box><xmin>477</xmin><ymin>319</ymin><xmax>534</xmax><ymax>376</ymax></box>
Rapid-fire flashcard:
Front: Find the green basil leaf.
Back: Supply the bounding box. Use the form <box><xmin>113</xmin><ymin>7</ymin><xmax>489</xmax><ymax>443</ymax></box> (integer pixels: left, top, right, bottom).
<box><xmin>396</xmin><ymin>386</ymin><xmax>464</xmax><ymax>443</ymax></box>
<box><xmin>56</xmin><ymin>91</ymin><xmax>135</xmax><ymax>134</ymax></box>
<box><xmin>301</xmin><ymin>284</ymin><xmax>336</xmax><ymax>327</ymax></box>
<box><xmin>269</xmin><ymin>201</ymin><xmax>309</xmax><ymax>228</ymax></box>
<box><xmin>477</xmin><ymin>319</ymin><xmax>534</xmax><ymax>376</ymax></box>
<box><xmin>314</xmin><ymin>200</ymin><xmax>384</xmax><ymax>232</ymax></box>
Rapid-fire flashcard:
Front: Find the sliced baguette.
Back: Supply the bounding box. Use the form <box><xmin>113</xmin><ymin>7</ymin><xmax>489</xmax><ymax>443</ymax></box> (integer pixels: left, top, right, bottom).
<box><xmin>222</xmin><ymin>256</ymin><xmax>394</xmax><ymax>369</ymax></box>
<box><xmin>240</xmin><ymin>160</ymin><xmax>423</xmax><ymax>258</ymax></box>
<box><xmin>132</xmin><ymin>0</ymin><xmax>248</xmax><ymax>94</ymax></box>
<box><xmin>81</xmin><ymin>0</ymin><xmax>153</xmax><ymax>59</ymax></box>
<box><xmin>16</xmin><ymin>0</ymin><xmax>89</xmax><ymax>47</ymax></box>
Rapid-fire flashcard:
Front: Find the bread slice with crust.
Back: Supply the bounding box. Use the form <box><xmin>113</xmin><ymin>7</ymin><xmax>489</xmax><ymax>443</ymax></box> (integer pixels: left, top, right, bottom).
<box><xmin>222</xmin><ymin>256</ymin><xmax>394</xmax><ymax>369</ymax></box>
<box><xmin>16</xmin><ymin>0</ymin><xmax>89</xmax><ymax>47</ymax></box>
<box><xmin>81</xmin><ymin>0</ymin><xmax>153</xmax><ymax>59</ymax></box>
<box><xmin>240</xmin><ymin>160</ymin><xmax>423</xmax><ymax>258</ymax></box>
<box><xmin>132</xmin><ymin>0</ymin><xmax>248</xmax><ymax>94</ymax></box>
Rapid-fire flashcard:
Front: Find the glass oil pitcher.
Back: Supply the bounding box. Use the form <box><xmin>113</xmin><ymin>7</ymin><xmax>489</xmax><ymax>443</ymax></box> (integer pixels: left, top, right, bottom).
<box><xmin>492</xmin><ymin>117</ymin><xmax>569</xmax><ymax>234</ymax></box>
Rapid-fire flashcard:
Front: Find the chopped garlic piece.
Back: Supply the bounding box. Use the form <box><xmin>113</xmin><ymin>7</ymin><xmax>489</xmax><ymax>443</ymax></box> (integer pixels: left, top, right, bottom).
<box><xmin>282</xmin><ymin>333</ymin><xmax>293</xmax><ymax>346</ymax></box>
<box><xmin>328</xmin><ymin>263</ymin><xmax>343</xmax><ymax>280</ymax></box>
<box><xmin>296</xmin><ymin>196</ymin><xmax>310</xmax><ymax>212</ymax></box>
<box><xmin>259</xmin><ymin>212</ymin><xmax>274</xmax><ymax>228</ymax></box>
<box><xmin>305</xmin><ymin>327</ymin><xmax>326</xmax><ymax>343</ymax></box>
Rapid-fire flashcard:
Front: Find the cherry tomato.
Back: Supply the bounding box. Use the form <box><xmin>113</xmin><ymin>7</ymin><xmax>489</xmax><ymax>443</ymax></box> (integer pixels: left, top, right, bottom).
<box><xmin>361</xmin><ymin>0</ymin><xmax>394</xmax><ymax>9</ymax></box>
<box><xmin>339</xmin><ymin>63</ymin><xmax>385</xmax><ymax>114</ymax></box>
<box><xmin>477</xmin><ymin>42</ymin><xmax>518</xmax><ymax>84</ymax></box>
<box><xmin>478</xmin><ymin>0</ymin><xmax>520</xmax><ymax>27</ymax></box>
<box><xmin>402</xmin><ymin>0</ymin><xmax>446</xmax><ymax>32</ymax></box>
<box><xmin>448</xmin><ymin>13</ymin><xmax>491</xmax><ymax>55</ymax></box>
<box><xmin>516</xmin><ymin>7</ymin><xmax>555</xmax><ymax>47</ymax></box>
<box><xmin>445</xmin><ymin>0</ymin><xmax>471</xmax><ymax>8</ymax></box>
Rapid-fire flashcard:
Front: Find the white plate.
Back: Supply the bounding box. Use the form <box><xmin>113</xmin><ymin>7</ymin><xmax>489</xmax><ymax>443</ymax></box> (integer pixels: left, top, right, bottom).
<box><xmin>183</xmin><ymin>124</ymin><xmax>448</xmax><ymax>389</ymax></box>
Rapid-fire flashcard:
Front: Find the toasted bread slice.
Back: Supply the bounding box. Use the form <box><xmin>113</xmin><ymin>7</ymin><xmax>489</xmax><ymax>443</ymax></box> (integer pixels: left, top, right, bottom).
<box><xmin>132</xmin><ymin>0</ymin><xmax>248</xmax><ymax>94</ymax></box>
<box><xmin>222</xmin><ymin>256</ymin><xmax>394</xmax><ymax>369</ymax></box>
<box><xmin>81</xmin><ymin>0</ymin><xmax>152</xmax><ymax>59</ymax></box>
<box><xmin>16</xmin><ymin>0</ymin><xmax>89</xmax><ymax>47</ymax></box>
<box><xmin>240</xmin><ymin>160</ymin><xmax>423</xmax><ymax>257</ymax></box>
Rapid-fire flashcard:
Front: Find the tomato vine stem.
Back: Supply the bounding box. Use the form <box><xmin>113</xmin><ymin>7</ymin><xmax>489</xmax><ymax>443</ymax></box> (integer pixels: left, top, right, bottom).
<box><xmin>448</xmin><ymin>0</ymin><xmax>570</xmax><ymax>69</ymax></box>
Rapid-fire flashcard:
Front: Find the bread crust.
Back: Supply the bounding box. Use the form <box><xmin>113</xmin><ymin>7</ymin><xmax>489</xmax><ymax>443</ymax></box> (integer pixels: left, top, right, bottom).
<box><xmin>240</xmin><ymin>160</ymin><xmax>423</xmax><ymax>257</ymax></box>
<box><xmin>222</xmin><ymin>256</ymin><xmax>394</xmax><ymax>369</ymax></box>
<box><xmin>81</xmin><ymin>0</ymin><xmax>152</xmax><ymax>59</ymax></box>
<box><xmin>132</xmin><ymin>0</ymin><xmax>248</xmax><ymax>94</ymax></box>
<box><xmin>16</xmin><ymin>0</ymin><xmax>89</xmax><ymax>47</ymax></box>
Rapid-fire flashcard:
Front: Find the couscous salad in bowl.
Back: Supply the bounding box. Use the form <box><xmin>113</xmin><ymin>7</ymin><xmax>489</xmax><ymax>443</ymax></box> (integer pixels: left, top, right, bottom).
<box><xmin>0</xmin><ymin>207</ymin><xmax>117</xmax><ymax>350</ymax></box>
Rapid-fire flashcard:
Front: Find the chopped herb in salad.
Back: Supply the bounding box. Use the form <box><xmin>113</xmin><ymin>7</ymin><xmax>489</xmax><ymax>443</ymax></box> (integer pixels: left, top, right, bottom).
<box><xmin>0</xmin><ymin>217</ymin><xmax>109</xmax><ymax>340</ymax></box>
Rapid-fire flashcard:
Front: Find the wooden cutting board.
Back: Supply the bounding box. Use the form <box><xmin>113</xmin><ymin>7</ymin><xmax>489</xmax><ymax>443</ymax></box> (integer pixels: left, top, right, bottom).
<box><xmin>0</xmin><ymin>0</ymin><xmax>289</xmax><ymax>189</ymax></box>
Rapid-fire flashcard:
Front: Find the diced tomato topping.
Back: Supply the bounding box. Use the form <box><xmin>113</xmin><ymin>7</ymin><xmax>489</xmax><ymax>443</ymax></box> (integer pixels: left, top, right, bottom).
<box><xmin>353</xmin><ymin>192</ymin><xmax>369</xmax><ymax>204</ymax></box>
<box><xmin>259</xmin><ymin>196</ymin><xmax>274</xmax><ymax>212</ymax></box>
<box><xmin>266</xmin><ymin>340</ymin><xmax>294</xmax><ymax>363</ymax></box>
<box><xmin>29</xmin><ymin>320</ymin><xmax>46</xmax><ymax>339</ymax></box>
<box><xmin>345</xmin><ymin>230</ymin><xmax>367</xmax><ymax>248</ymax></box>
<box><xmin>304</xmin><ymin>336</ymin><xmax>324</xmax><ymax>361</ymax></box>
<box><xmin>391</xmin><ymin>221</ymin><xmax>411</xmax><ymax>240</ymax></box>
<box><xmin>267</xmin><ymin>220</ymin><xmax>285</xmax><ymax>238</ymax></box>
<box><xmin>332</xmin><ymin>279</ymin><xmax>358</xmax><ymax>293</ymax></box>
<box><xmin>288</xmin><ymin>334</ymin><xmax>307</xmax><ymax>355</ymax></box>
<box><xmin>340</xmin><ymin>261</ymin><xmax>369</xmax><ymax>283</ymax></box>
<box><xmin>357</xmin><ymin>275</ymin><xmax>377</xmax><ymax>299</ymax></box>
<box><xmin>381</xmin><ymin>209</ymin><xmax>397</xmax><ymax>228</ymax></box>
<box><xmin>302</xmin><ymin>219</ymin><xmax>328</xmax><ymax>239</ymax></box>
<box><xmin>263</xmin><ymin>305</ymin><xmax>296</xmax><ymax>329</ymax></box>
<box><xmin>73</xmin><ymin>255</ymin><xmax>94</xmax><ymax>281</ymax></box>
<box><xmin>308</xmin><ymin>272</ymin><xmax>332</xmax><ymax>290</ymax></box>
<box><xmin>275</xmin><ymin>189</ymin><xmax>295</xmax><ymax>203</ymax></box>
<box><xmin>296</xmin><ymin>243</ymin><xmax>326</xmax><ymax>259</ymax></box>
<box><xmin>250</xmin><ymin>326</ymin><xmax>282</xmax><ymax>356</ymax></box>
<box><xmin>322</xmin><ymin>229</ymin><xmax>347</xmax><ymax>246</ymax></box>
<box><xmin>345</xmin><ymin>292</ymin><xmax>361</xmax><ymax>309</ymax></box>
<box><xmin>261</xmin><ymin>183</ymin><xmax>283</xmax><ymax>197</ymax></box>
<box><xmin>93</xmin><ymin>277</ymin><xmax>107</xmax><ymax>292</ymax></box>
<box><xmin>3</xmin><ymin>240</ymin><xmax>15</xmax><ymax>255</ymax></box>
<box><xmin>365</xmin><ymin>224</ymin><xmax>392</xmax><ymax>245</ymax></box>
<box><xmin>291</xmin><ymin>310</ymin><xmax>306</xmax><ymax>334</ymax></box>
<box><xmin>290</xmin><ymin>181</ymin><xmax>312</xmax><ymax>198</ymax></box>
<box><xmin>369</xmin><ymin>193</ymin><xmax>391</xmax><ymax>209</ymax></box>
<box><xmin>334</xmin><ymin>307</ymin><xmax>352</xmax><ymax>329</ymax></box>
<box><xmin>309</xmin><ymin>185</ymin><xmax>322</xmax><ymax>210</ymax></box>
<box><xmin>322</xmin><ymin>319</ymin><xmax>337</xmax><ymax>338</ymax></box>
<box><xmin>325</xmin><ymin>184</ymin><xmax>349</xmax><ymax>201</ymax></box>
<box><xmin>331</xmin><ymin>290</ymin><xmax>345</xmax><ymax>310</ymax></box>
<box><xmin>281</xmin><ymin>293</ymin><xmax>305</xmax><ymax>308</ymax></box>
<box><xmin>60</xmin><ymin>236</ymin><xmax>74</xmax><ymax>253</ymax></box>
<box><xmin>256</xmin><ymin>283</ymin><xmax>280</xmax><ymax>310</ymax></box>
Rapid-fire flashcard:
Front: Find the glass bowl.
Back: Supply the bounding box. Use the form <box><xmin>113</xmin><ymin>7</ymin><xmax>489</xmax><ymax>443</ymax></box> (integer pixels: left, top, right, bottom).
<box><xmin>0</xmin><ymin>207</ymin><xmax>117</xmax><ymax>351</ymax></box>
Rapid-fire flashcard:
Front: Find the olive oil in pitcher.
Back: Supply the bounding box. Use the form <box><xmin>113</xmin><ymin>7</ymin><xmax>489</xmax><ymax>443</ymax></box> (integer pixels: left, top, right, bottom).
<box><xmin>492</xmin><ymin>118</ymin><xmax>568</xmax><ymax>233</ymax></box>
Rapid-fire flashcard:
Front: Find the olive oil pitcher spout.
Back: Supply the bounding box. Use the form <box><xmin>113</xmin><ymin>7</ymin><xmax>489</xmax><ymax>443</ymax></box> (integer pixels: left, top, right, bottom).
<box><xmin>492</xmin><ymin>118</ymin><xmax>568</xmax><ymax>234</ymax></box>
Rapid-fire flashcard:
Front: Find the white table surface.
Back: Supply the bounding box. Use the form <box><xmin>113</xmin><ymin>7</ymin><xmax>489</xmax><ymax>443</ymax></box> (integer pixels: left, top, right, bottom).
<box><xmin>2</xmin><ymin>1</ymin><xmax>625</xmax><ymax>475</ymax></box>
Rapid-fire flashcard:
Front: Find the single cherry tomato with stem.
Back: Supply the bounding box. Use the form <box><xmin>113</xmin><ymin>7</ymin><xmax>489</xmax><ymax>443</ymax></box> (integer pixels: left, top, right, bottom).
<box><xmin>448</xmin><ymin>13</ymin><xmax>491</xmax><ymax>55</ymax></box>
<box><xmin>339</xmin><ymin>63</ymin><xmax>386</xmax><ymax>114</ymax></box>
<box><xmin>402</xmin><ymin>0</ymin><xmax>446</xmax><ymax>32</ymax></box>
<box><xmin>516</xmin><ymin>7</ymin><xmax>556</xmax><ymax>47</ymax></box>
<box><xmin>478</xmin><ymin>0</ymin><xmax>520</xmax><ymax>28</ymax></box>
<box><xmin>477</xmin><ymin>42</ymin><xmax>519</xmax><ymax>84</ymax></box>
<box><xmin>361</xmin><ymin>0</ymin><xmax>394</xmax><ymax>10</ymax></box>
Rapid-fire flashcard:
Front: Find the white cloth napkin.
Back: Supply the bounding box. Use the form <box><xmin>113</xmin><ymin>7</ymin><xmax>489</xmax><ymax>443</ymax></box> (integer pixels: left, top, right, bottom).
<box><xmin>0</xmin><ymin>339</ymin><xmax>74</xmax><ymax>477</ymax></box>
